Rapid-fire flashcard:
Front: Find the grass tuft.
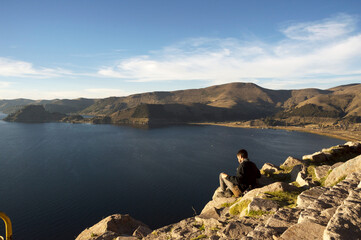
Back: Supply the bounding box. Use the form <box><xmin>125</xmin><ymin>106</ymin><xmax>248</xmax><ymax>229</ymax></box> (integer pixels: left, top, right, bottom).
<box><xmin>246</xmin><ymin>210</ymin><xmax>275</xmax><ymax>217</ymax></box>
<box><xmin>330</xmin><ymin>175</ymin><xmax>347</xmax><ymax>187</ymax></box>
<box><xmin>191</xmin><ymin>234</ymin><xmax>207</xmax><ymax>240</ymax></box>
<box><xmin>263</xmin><ymin>191</ymin><xmax>302</xmax><ymax>208</ymax></box>
<box><xmin>229</xmin><ymin>200</ymin><xmax>251</xmax><ymax>215</ymax></box>
<box><xmin>198</xmin><ymin>224</ymin><xmax>205</xmax><ymax>231</ymax></box>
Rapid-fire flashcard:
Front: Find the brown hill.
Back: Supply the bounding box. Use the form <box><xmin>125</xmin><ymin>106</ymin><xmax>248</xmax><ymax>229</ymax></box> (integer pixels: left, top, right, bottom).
<box><xmin>3</xmin><ymin>105</ymin><xmax>66</xmax><ymax>123</ymax></box>
<box><xmin>81</xmin><ymin>83</ymin><xmax>289</xmax><ymax>116</ymax></box>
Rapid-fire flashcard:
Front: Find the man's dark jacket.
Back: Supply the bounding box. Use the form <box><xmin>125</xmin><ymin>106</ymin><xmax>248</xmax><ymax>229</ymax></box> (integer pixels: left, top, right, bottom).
<box><xmin>227</xmin><ymin>158</ymin><xmax>261</xmax><ymax>191</ymax></box>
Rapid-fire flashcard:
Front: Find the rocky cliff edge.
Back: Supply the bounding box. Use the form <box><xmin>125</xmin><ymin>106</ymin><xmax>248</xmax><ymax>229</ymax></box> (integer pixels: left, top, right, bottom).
<box><xmin>76</xmin><ymin>141</ymin><xmax>361</xmax><ymax>240</ymax></box>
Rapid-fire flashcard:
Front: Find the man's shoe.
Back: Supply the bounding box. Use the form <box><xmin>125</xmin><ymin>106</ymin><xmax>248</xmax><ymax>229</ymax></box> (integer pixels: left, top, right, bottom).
<box><xmin>223</xmin><ymin>189</ymin><xmax>233</xmax><ymax>197</ymax></box>
<box><xmin>215</xmin><ymin>189</ymin><xmax>233</xmax><ymax>198</ymax></box>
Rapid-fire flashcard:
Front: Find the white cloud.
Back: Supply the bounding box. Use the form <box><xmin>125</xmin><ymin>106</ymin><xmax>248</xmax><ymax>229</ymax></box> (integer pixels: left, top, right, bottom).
<box><xmin>0</xmin><ymin>88</ymin><xmax>132</xmax><ymax>100</ymax></box>
<box><xmin>0</xmin><ymin>81</ymin><xmax>11</xmax><ymax>88</ymax></box>
<box><xmin>97</xmin><ymin>14</ymin><xmax>361</xmax><ymax>89</ymax></box>
<box><xmin>281</xmin><ymin>14</ymin><xmax>356</xmax><ymax>41</ymax></box>
<box><xmin>0</xmin><ymin>57</ymin><xmax>72</xmax><ymax>78</ymax></box>
<box><xmin>84</xmin><ymin>88</ymin><xmax>132</xmax><ymax>97</ymax></box>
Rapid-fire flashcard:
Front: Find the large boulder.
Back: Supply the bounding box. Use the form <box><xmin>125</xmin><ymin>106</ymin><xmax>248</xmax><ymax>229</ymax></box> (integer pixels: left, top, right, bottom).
<box><xmin>75</xmin><ymin>214</ymin><xmax>151</xmax><ymax>240</ymax></box>
<box><xmin>260</xmin><ymin>163</ymin><xmax>280</xmax><ymax>175</ymax></box>
<box><xmin>324</xmin><ymin>155</ymin><xmax>361</xmax><ymax>186</ymax></box>
<box><xmin>280</xmin><ymin>156</ymin><xmax>303</xmax><ymax>170</ymax></box>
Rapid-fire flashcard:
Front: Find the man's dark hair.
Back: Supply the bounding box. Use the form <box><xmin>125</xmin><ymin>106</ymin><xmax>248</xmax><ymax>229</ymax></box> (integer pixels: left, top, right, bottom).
<box><xmin>237</xmin><ymin>149</ymin><xmax>248</xmax><ymax>158</ymax></box>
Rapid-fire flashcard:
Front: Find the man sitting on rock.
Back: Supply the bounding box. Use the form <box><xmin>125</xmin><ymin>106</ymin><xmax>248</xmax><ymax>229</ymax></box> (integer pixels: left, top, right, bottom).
<box><xmin>219</xmin><ymin>149</ymin><xmax>261</xmax><ymax>197</ymax></box>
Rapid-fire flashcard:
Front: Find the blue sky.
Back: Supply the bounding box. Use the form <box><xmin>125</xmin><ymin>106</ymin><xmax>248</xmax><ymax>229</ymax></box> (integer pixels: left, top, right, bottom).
<box><xmin>1</xmin><ymin>0</ymin><xmax>361</xmax><ymax>99</ymax></box>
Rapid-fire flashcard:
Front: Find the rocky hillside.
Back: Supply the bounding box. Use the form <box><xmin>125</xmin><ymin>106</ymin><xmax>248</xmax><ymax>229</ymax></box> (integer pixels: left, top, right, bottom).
<box><xmin>2</xmin><ymin>83</ymin><xmax>361</xmax><ymax>126</ymax></box>
<box><xmin>81</xmin><ymin>82</ymin><xmax>361</xmax><ymax>125</ymax></box>
<box><xmin>76</xmin><ymin>141</ymin><xmax>361</xmax><ymax>240</ymax></box>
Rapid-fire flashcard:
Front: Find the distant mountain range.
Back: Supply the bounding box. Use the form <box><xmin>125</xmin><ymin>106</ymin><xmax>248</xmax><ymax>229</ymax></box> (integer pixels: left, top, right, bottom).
<box><xmin>1</xmin><ymin>82</ymin><xmax>361</xmax><ymax>125</ymax></box>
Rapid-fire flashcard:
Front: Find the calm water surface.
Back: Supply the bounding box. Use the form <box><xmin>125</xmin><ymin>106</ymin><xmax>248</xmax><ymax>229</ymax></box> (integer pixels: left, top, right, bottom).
<box><xmin>0</xmin><ymin>113</ymin><xmax>344</xmax><ymax>239</ymax></box>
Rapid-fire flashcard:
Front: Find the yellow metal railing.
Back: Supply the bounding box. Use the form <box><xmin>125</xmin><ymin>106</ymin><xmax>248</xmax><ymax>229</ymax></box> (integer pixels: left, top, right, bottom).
<box><xmin>0</xmin><ymin>212</ymin><xmax>12</xmax><ymax>240</ymax></box>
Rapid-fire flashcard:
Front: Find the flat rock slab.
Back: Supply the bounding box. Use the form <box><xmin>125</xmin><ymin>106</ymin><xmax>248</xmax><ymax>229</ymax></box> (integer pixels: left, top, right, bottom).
<box><xmin>297</xmin><ymin>186</ymin><xmax>328</xmax><ymax>208</ymax></box>
<box><xmin>264</xmin><ymin>208</ymin><xmax>303</xmax><ymax>234</ymax></box>
<box><xmin>248</xmin><ymin>198</ymin><xmax>279</xmax><ymax>212</ymax></box>
<box><xmin>279</xmin><ymin>221</ymin><xmax>325</xmax><ymax>240</ymax></box>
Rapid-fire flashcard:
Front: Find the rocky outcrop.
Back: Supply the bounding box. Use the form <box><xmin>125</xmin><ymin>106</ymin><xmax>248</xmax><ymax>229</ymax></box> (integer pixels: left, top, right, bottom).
<box><xmin>77</xmin><ymin>141</ymin><xmax>361</xmax><ymax>240</ymax></box>
<box><xmin>302</xmin><ymin>142</ymin><xmax>361</xmax><ymax>165</ymax></box>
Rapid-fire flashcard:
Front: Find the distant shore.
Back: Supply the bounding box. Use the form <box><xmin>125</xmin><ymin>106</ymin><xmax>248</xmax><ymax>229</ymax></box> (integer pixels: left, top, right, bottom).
<box><xmin>193</xmin><ymin>122</ymin><xmax>361</xmax><ymax>142</ymax></box>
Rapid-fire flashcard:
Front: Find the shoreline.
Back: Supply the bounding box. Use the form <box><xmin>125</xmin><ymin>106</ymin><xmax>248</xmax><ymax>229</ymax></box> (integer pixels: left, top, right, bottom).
<box><xmin>192</xmin><ymin>122</ymin><xmax>361</xmax><ymax>142</ymax></box>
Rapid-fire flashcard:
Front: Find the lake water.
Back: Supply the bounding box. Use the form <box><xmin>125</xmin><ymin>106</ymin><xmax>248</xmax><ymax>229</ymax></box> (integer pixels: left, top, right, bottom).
<box><xmin>0</xmin><ymin>112</ymin><xmax>344</xmax><ymax>239</ymax></box>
